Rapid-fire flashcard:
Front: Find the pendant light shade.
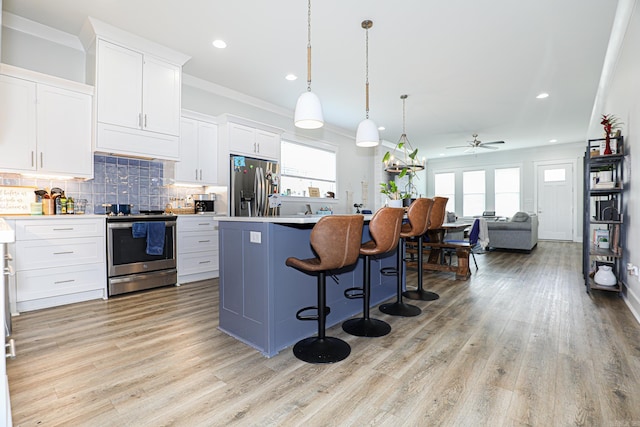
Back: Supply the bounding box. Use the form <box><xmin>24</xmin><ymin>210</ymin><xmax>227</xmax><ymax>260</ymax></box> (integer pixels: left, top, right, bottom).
<box><xmin>295</xmin><ymin>91</ymin><xmax>323</xmax><ymax>129</ymax></box>
<box><xmin>356</xmin><ymin>119</ymin><xmax>380</xmax><ymax>147</ymax></box>
<box><xmin>355</xmin><ymin>20</ymin><xmax>379</xmax><ymax>147</ymax></box>
<box><xmin>294</xmin><ymin>0</ymin><xmax>324</xmax><ymax>129</ymax></box>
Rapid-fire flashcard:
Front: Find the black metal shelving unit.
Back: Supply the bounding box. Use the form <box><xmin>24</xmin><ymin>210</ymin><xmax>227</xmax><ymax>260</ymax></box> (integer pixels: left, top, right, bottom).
<box><xmin>582</xmin><ymin>136</ymin><xmax>625</xmax><ymax>294</ymax></box>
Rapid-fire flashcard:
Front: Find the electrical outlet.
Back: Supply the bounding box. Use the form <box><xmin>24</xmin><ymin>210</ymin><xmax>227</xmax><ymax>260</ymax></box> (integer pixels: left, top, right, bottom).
<box><xmin>249</xmin><ymin>231</ymin><xmax>261</xmax><ymax>244</ymax></box>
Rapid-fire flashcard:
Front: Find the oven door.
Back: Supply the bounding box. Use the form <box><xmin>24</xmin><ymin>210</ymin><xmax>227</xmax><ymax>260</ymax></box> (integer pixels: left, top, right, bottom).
<box><xmin>107</xmin><ymin>220</ymin><xmax>177</xmax><ymax>277</ymax></box>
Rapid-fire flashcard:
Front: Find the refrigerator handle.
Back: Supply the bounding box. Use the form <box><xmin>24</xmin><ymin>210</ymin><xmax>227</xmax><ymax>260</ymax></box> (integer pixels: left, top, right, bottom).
<box><xmin>257</xmin><ymin>167</ymin><xmax>265</xmax><ymax>216</ymax></box>
<box><xmin>254</xmin><ymin>167</ymin><xmax>262</xmax><ymax>216</ymax></box>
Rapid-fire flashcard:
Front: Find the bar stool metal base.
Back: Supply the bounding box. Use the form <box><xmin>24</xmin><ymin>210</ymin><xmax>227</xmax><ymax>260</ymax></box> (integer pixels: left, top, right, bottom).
<box><xmin>342</xmin><ymin>317</ymin><xmax>391</xmax><ymax>337</ymax></box>
<box><xmin>293</xmin><ymin>336</ymin><xmax>351</xmax><ymax>364</ymax></box>
<box><xmin>379</xmin><ymin>301</ymin><xmax>421</xmax><ymax>317</ymax></box>
<box><xmin>403</xmin><ymin>289</ymin><xmax>440</xmax><ymax>301</ymax></box>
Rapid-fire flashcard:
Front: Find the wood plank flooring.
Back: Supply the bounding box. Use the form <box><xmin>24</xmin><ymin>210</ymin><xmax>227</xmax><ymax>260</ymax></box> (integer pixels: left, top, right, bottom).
<box><xmin>7</xmin><ymin>241</ymin><xmax>640</xmax><ymax>426</ymax></box>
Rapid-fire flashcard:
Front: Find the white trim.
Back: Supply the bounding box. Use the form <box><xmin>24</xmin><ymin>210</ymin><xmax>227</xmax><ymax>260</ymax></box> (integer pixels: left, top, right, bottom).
<box><xmin>2</xmin><ymin>12</ymin><xmax>84</xmax><ymax>51</ymax></box>
<box><xmin>181</xmin><ymin>109</ymin><xmax>217</xmax><ymax>124</ymax></box>
<box><xmin>533</xmin><ymin>158</ymin><xmax>579</xmax><ymax>242</ymax></box>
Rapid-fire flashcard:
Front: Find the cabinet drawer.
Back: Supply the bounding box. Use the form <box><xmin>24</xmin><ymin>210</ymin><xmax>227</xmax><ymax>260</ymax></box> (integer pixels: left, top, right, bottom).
<box><xmin>178</xmin><ymin>251</ymin><xmax>219</xmax><ymax>275</ymax></box>
<box><xmin>16</xmin><ymin>236</ymin><xmax>105</xmax><ymax>270</ymax></box>
<box><xmin>16</xmin><ymin>219</ymin><xmax>104</xmax><ymax>240</ymax></box>
<box><xmin>16</xmin><ymin>262</ymin><xmax>106</xmax><ymax>301</ymax></box>
<box><xmin>178</xmin><ymin>218</ymin><xmax>218</xmax><ymax>232</ymax></box>
<box><xmin>178</xmin><ymin>232</ymin><xmax>218</xmax><ymax>253</ymax></box>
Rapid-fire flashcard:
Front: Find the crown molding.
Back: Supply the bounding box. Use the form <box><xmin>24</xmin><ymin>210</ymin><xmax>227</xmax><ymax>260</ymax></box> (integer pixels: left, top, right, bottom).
<box><xmin>1</xmin><ymin>12</ymin><xmax>84</xmax><ymax>51</ymax></box>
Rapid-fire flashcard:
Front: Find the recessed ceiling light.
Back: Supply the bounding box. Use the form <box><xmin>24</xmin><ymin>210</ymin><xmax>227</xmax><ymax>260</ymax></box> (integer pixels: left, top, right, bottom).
<box><xmin>212</xmin><ymin>39</ymin><xmax>227</xmax><ymax>49</ymax></box>
<box><xmin>378</xmin><ymin>126</ymin><xmax>385</xmax><ymax>131</ymax></box>
<box><xmin>536</xmin><ymin>92</ymin><xmax>549</xmax><ymax>99</ymax></box>
<box><xmin>285</xmin><ymin>74</ymin><xmax>297</xmax><ymax>81</ymax></box>
<box><xmin>549</xmin><ymin>139</ymin><xmax>558</xmax><ymax>143</ymax></box>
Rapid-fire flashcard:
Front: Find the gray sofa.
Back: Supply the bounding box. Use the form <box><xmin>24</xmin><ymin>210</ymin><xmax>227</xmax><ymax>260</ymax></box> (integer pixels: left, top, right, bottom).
<box><xmin>486</xmin><ymin>212</ymin><xmax>538</xmax><ymax>251</ymax></box>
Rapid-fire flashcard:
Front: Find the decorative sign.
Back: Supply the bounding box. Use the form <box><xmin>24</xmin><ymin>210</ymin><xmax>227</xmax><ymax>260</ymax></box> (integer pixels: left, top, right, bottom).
<box><xmin>0</xmin><ymin>186</ymin><xmax>36</xmax><ymax>215</ymax></box>
<box><xmin>308</xmin><ymin>187</ymin><xmax>320</xmax><ymax>197</ymax></box>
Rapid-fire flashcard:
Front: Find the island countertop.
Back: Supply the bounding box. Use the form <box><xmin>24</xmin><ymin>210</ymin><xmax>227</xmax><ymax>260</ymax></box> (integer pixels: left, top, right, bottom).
<box><xmin>216</xmin><ymin>214</ymin><xmax>372</xmax><ymax>225</ymax></box>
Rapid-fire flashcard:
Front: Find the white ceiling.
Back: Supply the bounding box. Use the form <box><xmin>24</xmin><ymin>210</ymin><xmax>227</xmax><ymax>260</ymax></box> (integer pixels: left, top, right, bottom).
<box><xmin>2</xmin><ymin>0</ymin><xmax>619</xmax><ymax>159</ymax></box>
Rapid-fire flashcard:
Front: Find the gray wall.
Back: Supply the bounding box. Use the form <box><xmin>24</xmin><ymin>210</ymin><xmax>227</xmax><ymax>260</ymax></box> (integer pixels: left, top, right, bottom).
<box><xmin>597</xmin><ymin>0</ymin><xmax>640</xmax><ymax>320</ymax></box>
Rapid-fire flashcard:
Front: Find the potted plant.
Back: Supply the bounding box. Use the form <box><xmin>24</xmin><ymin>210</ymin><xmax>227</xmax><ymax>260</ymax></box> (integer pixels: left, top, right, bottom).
<box><xmin>379</xmin><ymin>95</ymin><xmax>424</xmax><ymax>205</ymax></box>
<box><xmin>600</xmin><ymin>114</ymin><xmax>623</xmax><ymax>155</ymax></box>
<box><xmin>379</xmin><ymin>180</ymin><xmax>407</xmax><ymax>206</ymax></box>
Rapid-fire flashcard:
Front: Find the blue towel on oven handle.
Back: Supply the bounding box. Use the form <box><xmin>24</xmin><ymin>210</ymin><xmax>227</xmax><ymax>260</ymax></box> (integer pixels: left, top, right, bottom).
<box><xmin>146</xmin><ymin>222</ymin><xmax>166</xmax><ymax>256</ymax></box>
<box><xmin>132</xmin><ymin>222</ymin><xmax>148</xmax><ymax>238</ymax></box>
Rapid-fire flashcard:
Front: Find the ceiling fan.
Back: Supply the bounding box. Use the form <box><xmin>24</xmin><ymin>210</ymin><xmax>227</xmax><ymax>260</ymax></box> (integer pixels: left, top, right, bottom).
<box><xmin>447</xmin><ymin>134</ymin><xmax>505</xmax><ymax>152</ymax></box>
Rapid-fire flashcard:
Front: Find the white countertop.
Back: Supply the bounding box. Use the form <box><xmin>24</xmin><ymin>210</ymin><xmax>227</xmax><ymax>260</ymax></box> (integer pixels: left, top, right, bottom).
<box><xmin>1</xmin><ymin>214</ymin><xmax>107</xmax><ymax>221</ymax></box>
<box><xmin>217</xmin><ymin>214</ymin><xmax>373</xmax><ymax>224</ymax></box>
<box><xmin>0</xmin><ymin>218</ymin><xmax>15</xmax><ymax>243</ymax></box>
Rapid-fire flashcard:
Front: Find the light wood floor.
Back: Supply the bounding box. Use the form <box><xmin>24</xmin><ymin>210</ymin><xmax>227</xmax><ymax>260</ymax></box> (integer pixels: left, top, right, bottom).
<box><xmin>7</xmin><ymin>241</ymin><xmax>640</xmax><ymax>426</ymax></box>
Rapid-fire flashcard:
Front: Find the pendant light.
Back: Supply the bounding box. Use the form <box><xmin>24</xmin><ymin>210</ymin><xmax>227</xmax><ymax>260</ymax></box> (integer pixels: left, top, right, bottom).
<box><xmin>294</xmin><ymin>0</ymin><xmax>324</xmax><ymax>129</ymax></box>
<box><xmin>384</xmin><ymin>94</ymin><xmax>425</xmax><ymax>173</ymax></box>
<box><xmin>355</xmin><ymin>20</ymin><xmax>379</xmax><ymax>147</ymax></box>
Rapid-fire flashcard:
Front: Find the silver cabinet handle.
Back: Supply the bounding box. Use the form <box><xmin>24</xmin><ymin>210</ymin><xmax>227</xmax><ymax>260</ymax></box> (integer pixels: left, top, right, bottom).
<box><xmin>53</xmin><ymin>251</ymin><xmax>74</xmax><ymax>255</ymax></box>
<box><xmin>54</xmin><ymin>279</ymin><xmax>75</xmax><ymax>284</ymax></box>
<box><xmin>53</xmin><ymin>228</ymin><xmax>74</xmax><ymax>231</ymax></box>
<box><xmin>257</xmin><ymin>142</ymin><xmax>260</xmax><ymax>153</ymax></box>
<box><xmin>198</xmin><ymin>240</ymin><xmax>211</xmax><ymax>243</ymax></box>
<box><xmin>139</xmin><ymin>113</ymin><xmax>143</xmax><ymax>128</ymax></box>
<box><xmin>31</xmin><ymin>151</ymin><xmax>35</xmax><ymax>167</ymax></box>
<box><xmin>144</xmin><ymin>114</ymin><xmax>148</xmax><ymax>128</ymax></box>
<box><xmin>6</xmin><ymin>339</ymin><xmax>16</xmax><ymax>359</ymax></box>
<box><xmin>199</xmin><ymin>169</ymin><xmax>202</xmax><ymax>181</ymax></box>
<box><xmin>198</xmin><ymin>260</ymin><xmax>211</xmax><ymax>265</ymax></box>
<box><xmin>195</xmin><ymin>169</ymin><xmax>198</xmax><ymax>180</ymax></box>
<box><xmin>40</xmin><ymin>152</ymin><xmax>44</xmax><ymax>168</ymax></box>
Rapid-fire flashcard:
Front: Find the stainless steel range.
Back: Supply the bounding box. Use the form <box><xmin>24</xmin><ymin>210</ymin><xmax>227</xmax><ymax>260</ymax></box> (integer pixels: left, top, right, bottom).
<box><xmin>106</xmin><ymin>211</ymin><xmax>177</xmax><ymax>296</ymax></box>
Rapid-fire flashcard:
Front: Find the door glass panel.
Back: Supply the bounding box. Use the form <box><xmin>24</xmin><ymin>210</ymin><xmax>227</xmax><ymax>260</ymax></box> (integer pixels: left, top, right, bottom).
<box><xmin>544</xmin><ymin>168</ymin><xmax>566</xmax><ymax>182</ymax></box>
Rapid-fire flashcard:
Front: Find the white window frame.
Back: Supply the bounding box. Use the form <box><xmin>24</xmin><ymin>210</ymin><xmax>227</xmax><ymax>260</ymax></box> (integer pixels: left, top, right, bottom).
<box><xmin>280</xmin><ymin>138</ymin><xmax>338</xmax><ymax>201</ymax></box>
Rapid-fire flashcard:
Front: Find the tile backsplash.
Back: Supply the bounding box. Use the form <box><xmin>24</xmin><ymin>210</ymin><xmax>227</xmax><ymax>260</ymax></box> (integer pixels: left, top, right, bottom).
<box><xmin>0</xmin><ymin>154</ymin><xmax>196</xmax><ymax>214</ymax></box>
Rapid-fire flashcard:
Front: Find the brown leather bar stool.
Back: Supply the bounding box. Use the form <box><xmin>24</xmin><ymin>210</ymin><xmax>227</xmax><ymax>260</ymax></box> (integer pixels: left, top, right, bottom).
<box><xmin>380</xmin><ymin>197</ymin><xmax>433</xmax><ymax>316</ymax></box>
<box><xmin>285</xmin><ymin>215</ymin><xmax>364</xmax><ymax>364</ymax></box>
<box><xmin>403</xmin><ymin>196</ymin><xmax>448</xmax><ymax>301</ymax></box>
<box><xmin>342</xmin><ymin>207</ymin><xmax>404</xmax><ymax>337</ymax></box>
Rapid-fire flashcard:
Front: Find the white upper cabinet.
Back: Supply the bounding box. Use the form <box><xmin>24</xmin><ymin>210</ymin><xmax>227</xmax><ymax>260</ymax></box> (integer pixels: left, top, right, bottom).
<box><xmin>175</xmin><ymin>112</ymin><xmax>219</xmax><ymax>186</ymax></box>
<box><xmin>0</xmin><ymin>65</ymin><xmax>93</xmax><ymax>178</ymax></box>
<box><xmin>96</xmin><ymin>40</ymin><xmax>143</xmax><ymax>131</ymax></box>
<box><xmin>143</xmin><ymin>55</ymin><xmax>181</xmax><ymax>136</ymax></box>
<box><xmin>81</xmin><ymin>17</ymin><xmax>190</xmax><ymax>161</ymax></box>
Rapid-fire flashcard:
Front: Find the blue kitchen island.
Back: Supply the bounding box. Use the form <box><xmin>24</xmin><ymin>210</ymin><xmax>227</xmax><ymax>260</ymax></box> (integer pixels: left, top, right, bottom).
<box><xmin>217</xmin><ymin>215</ymin><xmax>397</xmax><ymax>357</ymax></box>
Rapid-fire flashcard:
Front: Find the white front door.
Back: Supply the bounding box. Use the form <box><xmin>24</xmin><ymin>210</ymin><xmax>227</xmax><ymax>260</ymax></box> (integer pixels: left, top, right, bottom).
<box><xmin>536</xmin><ymin>162</ymin><xmax>574</xmax><ymax>240</ymax></box>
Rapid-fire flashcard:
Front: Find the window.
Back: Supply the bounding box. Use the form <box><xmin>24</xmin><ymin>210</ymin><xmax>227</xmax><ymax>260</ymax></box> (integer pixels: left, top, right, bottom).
<box><xmin>434</xmin><ymin>172</ymin><xmax>455</xmax><ymax>213</ymax></box>
<box><xmin>280</xmin><ymin>140</ymin><xmax>336</xmax><ymax>197</ymax></box>
<box><xmin>544</xmin><ymin>168</ymin><xmax>566</xmax><ymax>182</ymax></box>
<box><xmin>463</xmin><ymin>170</ymin><xmax>485</xmax><ymax>217</ymax></box>
<box><xmin>494</xmin><ymin>167</ymin><xmax>520</xmax><ymax>217</ymax></box>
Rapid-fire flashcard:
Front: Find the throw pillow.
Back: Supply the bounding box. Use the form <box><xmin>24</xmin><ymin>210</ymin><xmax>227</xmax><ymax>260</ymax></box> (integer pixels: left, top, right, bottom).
<box><xmin>511</xmin><ymin>211</ymin><xmax>530</xmax><ymax>222</ymax></box>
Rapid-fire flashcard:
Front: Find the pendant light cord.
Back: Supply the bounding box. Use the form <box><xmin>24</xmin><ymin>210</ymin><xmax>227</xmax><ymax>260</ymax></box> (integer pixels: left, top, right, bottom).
<box><xmin>364</xmin><ymin>22</ymin><xmax>370</xmax><ymax>119</ymax></box>
<box><xmin>306</xmin><ymin>0</ymin><xmax>312</xmax><ymax>92</ymax></box>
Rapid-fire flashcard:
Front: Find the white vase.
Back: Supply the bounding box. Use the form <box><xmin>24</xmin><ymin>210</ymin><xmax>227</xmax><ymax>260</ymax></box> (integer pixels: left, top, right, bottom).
<box><xmin>594</xmin><ymin>265</ymin><xmax>617</xmax><ymax>286</ymax></box>
<box><xmin>388</xmin><ymin>200</ymin><xmax>403</xmax><ymax>208</ymax></box>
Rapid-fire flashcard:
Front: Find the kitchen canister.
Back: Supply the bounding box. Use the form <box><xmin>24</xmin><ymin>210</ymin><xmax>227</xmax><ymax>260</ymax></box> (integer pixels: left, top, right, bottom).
<box><xmin>594</xmin><ymin>265</ymin><xmax>617</xmax><ymax>286</ymax></box>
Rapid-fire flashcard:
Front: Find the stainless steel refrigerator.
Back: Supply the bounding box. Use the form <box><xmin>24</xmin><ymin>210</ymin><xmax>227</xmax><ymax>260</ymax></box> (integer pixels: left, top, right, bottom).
<box><xmin>230</xmin><ymin>155</ymin><xmax>279</xmax><ymax>216</ymax></box>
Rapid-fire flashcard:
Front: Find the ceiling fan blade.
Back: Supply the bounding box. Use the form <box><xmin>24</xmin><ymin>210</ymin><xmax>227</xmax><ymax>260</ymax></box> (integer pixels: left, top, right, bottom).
<box><xmin>446</xmin><ymin>145</ymin><xmax>472</xmax><ymax>149</ymax></box>
<box><xmin>481</xmin><ymin>141</ymin><xmax>505</xmax><ymax>145</ymax></box>
<box><xmin>479</xmin><ymin>145</ymin><xmax>499</xmax><ymax>150</ymax></box>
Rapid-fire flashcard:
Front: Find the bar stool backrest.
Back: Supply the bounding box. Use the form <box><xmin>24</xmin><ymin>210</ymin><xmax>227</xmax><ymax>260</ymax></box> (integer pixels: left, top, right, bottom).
<box><xmin>428</xmin><ymin>196</ymin><xmax>449</xmax><ymax>230</ymax></box>
<box><xmin>402</xmin><ymin>198</ymin><xmax>434</xmax><ymax>238</ymax></box>
<box><xmin>363</xmin><ymin>207</ymin><xmax>405</xmax><ymax>256</ymax></box>
<box><xmin>309</xmin><ymin>215</ymin><xmax>364</xmax><ymax>270</ymax></box>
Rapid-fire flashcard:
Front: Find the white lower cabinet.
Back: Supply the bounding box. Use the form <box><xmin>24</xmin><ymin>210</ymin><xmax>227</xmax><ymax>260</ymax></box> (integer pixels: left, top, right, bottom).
<box><xmin>13</xmin><ymin>218</ymin><xmax>106</xmax><ymax>313</ymax></box>
<box><xmin>177</xmin><ymin>216</ymin><xmax>219</xmax><ymax>284</ymax></box>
